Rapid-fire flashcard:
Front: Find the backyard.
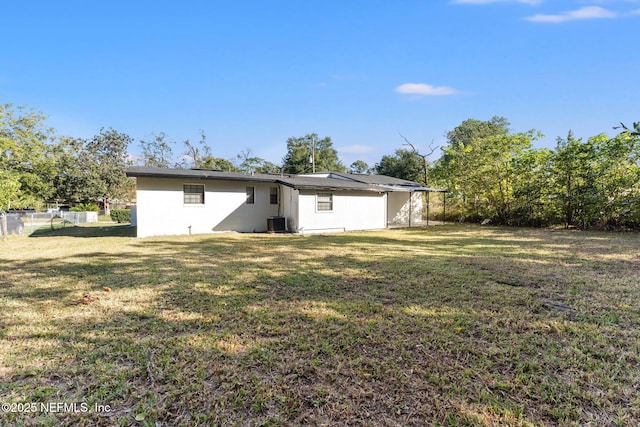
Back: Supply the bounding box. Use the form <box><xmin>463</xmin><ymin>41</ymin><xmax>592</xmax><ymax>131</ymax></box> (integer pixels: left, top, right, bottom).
<box><xmin>0</xmin><ymin>224</ymin><xmax>639</xmax><ymax>426</ymax></box>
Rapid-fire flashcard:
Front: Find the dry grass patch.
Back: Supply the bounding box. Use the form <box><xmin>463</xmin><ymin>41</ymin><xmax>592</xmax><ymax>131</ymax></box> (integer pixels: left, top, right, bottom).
<box><xmin>1</xmin><ymin>224</ymin><xmax>639</xmax><ymax>426</ymax></box>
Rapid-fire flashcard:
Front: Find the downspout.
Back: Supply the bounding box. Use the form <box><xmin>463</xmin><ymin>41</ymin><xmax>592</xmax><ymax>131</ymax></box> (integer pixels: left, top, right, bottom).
<box><xmin>385</xmin><ymin>192</ymin><xmax>389</xmax><ymax>228</ymax></box>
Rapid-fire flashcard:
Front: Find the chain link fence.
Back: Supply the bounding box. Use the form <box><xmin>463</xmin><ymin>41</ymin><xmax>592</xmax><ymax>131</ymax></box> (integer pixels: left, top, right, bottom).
<box><xmin>0</xmin><ymin>211</ymin><xmax>98</xmax><ymax>237</ymax></box>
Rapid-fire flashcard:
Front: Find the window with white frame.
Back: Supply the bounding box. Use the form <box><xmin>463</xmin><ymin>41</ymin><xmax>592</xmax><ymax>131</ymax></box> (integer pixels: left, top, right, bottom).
<box><xmin>246</xmin><ymin>186</ymin><xmax>255</xmax><ymax>204</ymax></box>
<box><xmin>317</xmin><ymin>193</ymin><xmax>333</xmax><ymax>211</ymax></box>
<box><xmin>183</xmin><ymin>184</ymin><xmax>204</xmax><ymax>204</ymax></box>
<box><xmin>270</xmin><ymin>187</ymin><xmax>278</xmax><ymax>204</ymax></box>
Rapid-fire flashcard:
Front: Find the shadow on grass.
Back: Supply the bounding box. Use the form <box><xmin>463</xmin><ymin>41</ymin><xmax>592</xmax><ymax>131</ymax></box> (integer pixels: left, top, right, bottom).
<box><xmin>29</xmin><ymin>223</ymin><xmax>136</xmax><ymax>238</ymax></box>
<box><xmin>2</xmin><ymin>226</ymin><xmax>639</xmax><ymax>426</ymax></box>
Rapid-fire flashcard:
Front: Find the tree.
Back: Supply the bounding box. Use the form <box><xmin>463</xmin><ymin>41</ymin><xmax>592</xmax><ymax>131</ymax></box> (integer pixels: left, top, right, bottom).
<box><xmin>236</xmin><ymin>148</ymin><xmax>263</xmax><ymax>173</ymax></box>
<box><xmin>254</xmin><ymin>160</ymin><xmax>281</xmax><ymax>174</ymax></box>
<box><xmin>182</xmin><ymin>131</ymin><xmax>213</xmax><ymax>169</ymax></box>
<box><xmin>348</xmin><ymin>160</ymin><xmax>370</xmax><ymax>174</ymax></box>
<box><xmin>199</xmin><ymin>156</ymin><xmax>237</xmax><ymax>171</ymax></box>
<box><xmin>510</xmin><ymin>148</ymin><xmax>557</xmax><ymax>226</ymax></box>
<box><xmin>433</xmin><ymin>117</ymin><xmax>541</xmax><ymax>223</ymax></box>
<box><xmin>236</xmin><ymin>149</ymin><xmax>281</xmax><ymax>174</ymax></box>
<box><xmin>399</xmin><ymin>134</ymin><xmax>439</xmax><ymax>186</ymax></box>
<box><xmin>282</xmin><ymin>133</ymin><xmax>345</xmax><ymax>174</ymax></box>
<box><xmin>550</xmin><ymin>131</ymin><xmax>600</xmax><ymax>228</ymax></box>
<box><xmin>446</xmin><ymin>116</ymin><xmax>511</xmax><ymax>149</ymax></box>
<box><xmin>374</xmin><ymin>149</ymin><xmax>424</xmax><ymax>183</ymax></box>
<box><xmin>614</xmin><ymin>121</ymin><xmax>640</xmax><ymax>137</ymax></box>
<box><xmin>0</xmin><ymin>103</ymin><xmax>56</xmax><ymax>209</ymax></box>
<box><xmin>52</xmin><ymin>137</ymin><xmax>98</xmax><ymax>205</ymax></box>
<box><xmin>83</xmin><ymin>128</ymin><xmax>134</xmax><ymax>215</ymax></box>
<box><xmin>139</xmin><ymin>132</ymin><xmax>174</xmax><ymax>168</ymax></box>
<box><xmin>595</xmin><ymin>131</ymin><xmax>640</xmax><ymax>228</ymax></box>
<box><xmin>0</xmin><ymin>170</ymin><xmax>21</xmax><ymax>212</ymax></box>
<box><xmin>551</xmin><ymin>130</ymin><xmax>640</xmax><ymax>229</ymax></box>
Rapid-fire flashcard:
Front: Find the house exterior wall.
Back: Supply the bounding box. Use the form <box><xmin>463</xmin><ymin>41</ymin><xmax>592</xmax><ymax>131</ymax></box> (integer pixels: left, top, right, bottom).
<box><xmin>297</xmin><ymin>190</ymin><xmax>386</xmax><ymax>234</ymax></box>
<box><xmin>280</xmin><ymin>185</ymin><xmax>299</xmax><ymax>232</ymax></box>
<box><xmin>387</xmin><ymin>192</ymin><xmax>424</xmax><ymax>225</ymax></box>
<box><xmin>135</xmin><ymin>177</ymin><xmax>279</xmax><ymax>237</ymax></box>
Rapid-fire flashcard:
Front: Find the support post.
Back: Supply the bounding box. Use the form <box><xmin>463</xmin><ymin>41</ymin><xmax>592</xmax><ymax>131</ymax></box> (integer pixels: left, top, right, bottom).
<box><xmin>426</xmin><ymin>191</ymin><xmax>430</xmax><ymax>226</ymax></box>
<box><xmin>1</xmin><ymin>214</ymin><xmax>7</xmax><ymax>240</ymax></box>
<box><xmin>443</xmin><ymin>192</ymin><xmax>447</xmax><ymax>223</ymax></box>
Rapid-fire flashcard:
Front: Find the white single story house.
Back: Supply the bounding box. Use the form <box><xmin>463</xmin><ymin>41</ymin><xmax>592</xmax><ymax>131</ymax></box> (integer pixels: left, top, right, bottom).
<box><xmin>126</xmin><ymin>167</ymin><xmax>442</xmax><ymax>238</ymax></box>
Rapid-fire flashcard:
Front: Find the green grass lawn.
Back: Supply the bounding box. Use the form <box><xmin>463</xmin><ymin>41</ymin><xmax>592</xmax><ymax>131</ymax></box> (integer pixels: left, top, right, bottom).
<box><xmin>1</xmin><ymin>224</ymin><xmax>639</xmax><ymax>426</ymax></box>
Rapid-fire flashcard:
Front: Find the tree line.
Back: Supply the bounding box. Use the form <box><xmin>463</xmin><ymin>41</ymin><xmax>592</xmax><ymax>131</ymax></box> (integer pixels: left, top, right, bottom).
<box><xmin>0</xmin><ymin>103</ymin><xmax>353</xmax><ymax>214</ymax></box>
<box><xmin>2</xmin><ymin>102</ymin><xmax>638</xmax><ymax>229</ymax></box>
<box><xmin>427</xmin><ymin>117</ymin><xmax>639</xmax><ymax>229</ymax></box>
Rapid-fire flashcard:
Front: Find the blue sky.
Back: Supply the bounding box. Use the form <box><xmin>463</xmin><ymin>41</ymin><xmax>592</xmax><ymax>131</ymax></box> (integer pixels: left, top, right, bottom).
<box><xmin>1</xmin><ymin>0</ymin><xmax>638</xmax><ymax>167</ymax></box>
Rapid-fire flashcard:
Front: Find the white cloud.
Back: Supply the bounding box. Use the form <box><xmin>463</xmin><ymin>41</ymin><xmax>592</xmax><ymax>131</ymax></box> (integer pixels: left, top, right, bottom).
<box><xmin>451</xmin><ymin>0</ymin><xmax>542</xmax><ymax>4</ymax></box>
<box><xmin>631</xmin><ymin>8</ymin><xmax>640</xmax><ymax>14</ymax></box>
<box><xmin>338</xmin><ymin>145</ymin><xmax>377</xmax><ymax>154</ymax></box>
<box><xmin>395</xmin><ymin>83</ymin><xmax>458</xmax><ymax>96</ymax></box>
<box><xmin>526</xmin><ymin>6</ymin><xmax>617</xmax><ymax>22</ymax></box>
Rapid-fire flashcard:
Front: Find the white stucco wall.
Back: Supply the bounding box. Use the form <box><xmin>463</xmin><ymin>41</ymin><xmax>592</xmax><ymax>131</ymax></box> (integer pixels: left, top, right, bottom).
<box><xmin>297</xmin><ymin>190</ymin><xmax>386</xmax><ymax>234</ymax></box>
<box><xmin>387</xmin><ymin>192</ymin><xmax>424</xmax><ymax>225</ymax></box>
<box><xmin>280</xmin><ymin>185</ymin><xmax>299</xmax><ymax>232</ymax></box>
<box><xmin>135</xmin><ymin>177</ymin><xmax>279</xmax><ymax>237</ymax></box>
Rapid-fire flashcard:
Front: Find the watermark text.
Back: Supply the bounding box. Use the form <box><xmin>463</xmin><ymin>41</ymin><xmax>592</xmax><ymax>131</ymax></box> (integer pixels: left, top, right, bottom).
<box><xmin>1</xmin><ymin>402</ymin><xmax>112</xmax><ymax>414</ymax></box>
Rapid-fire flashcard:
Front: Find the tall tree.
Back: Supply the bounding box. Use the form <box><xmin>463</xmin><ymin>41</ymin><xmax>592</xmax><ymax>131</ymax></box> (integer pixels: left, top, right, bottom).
<box><xmin>236</xmin><ymin>148</ymin><xmax>280</xmax><ymax>174</ymax></box>
<box><xmin>282</xmin><ymin>133</ymin><xmax>345</xmax><ymax>174</ymax></box>
<box><xmin>139</xmin><ymin>132</ymin><xmax>174</xmax><ymax>168</ymax></box>
<box><xmin>0</xmin><ymin>103</ymin><xmax>56</xmax><ymax>209</ymax></box>
<box><xmin>84</xmin><ymin>128</ymin><xmax>133</xmax><ymax>215</ymax></box>
<box><xmin>614</xmin><ymin>121</ymin><xmax>640</xmax><ymax>137</ymax></box>
<box><xmin>598</xmin><ymin>130</ymin><xmax>640</xmax><ymax>227</ymax></box>
<box><xmin>399</xmin><ymin>134</ymin><xmax>439</xmax><ymax>186</ymax></box>
<box><xmin>0</xmin><ymin>170</ymin><xmax>21</xmax><ymax>212</ymax></box>
<box><xmin>52</xmin><ymin>137</ymin><xmax>97</xmax><ymax>205</ymax></box>
<box><xmin>551</xmin><ymin>131</ymin><xmax>599</xmax><ymax>228</ymax></box>
<box><xmin>510</xmin><ymin>148</ymin><xmax>557</xmax><ymax>226</ymax></box>
<box><xmin>348</xmin><ymin>160</ymin><xmax>370</xmax><ymax>174</ymax></box>
<box><xmin>551</xmin><ymin>131</ymin><xmax>640</xmax><ymax>229</ymax></box>
<box><xmin>446</xmin><ymin>116</ymin><xmax>511</xmax><ymax>148</ymax></box>
<box><xmin>433</xmin><ymin>117</ymin><xmax>541</xmax><ymax>223</ymax></box>
<box><xmin>236</xmin><ymin>148</ymin><xmax>263</xmax><ymax>173</ymax></box>
<box><xmin>199</xmin><ymin>156</ymin><xmax>237</xmax><ymax>171</ymax></box>
<box><xmin>182</xmin><ymin>131</ymin><xmax>213</xmax><ymax>169</ymax></box>
<box><xmin>254</xmin><ymin>160</ymin><xmax>281</xmax><ymax>174</ymax></box>
<box><xmin>196</xmin><ymin>156</ymin><xmax>234</xmax><ymax>171</ymax></box>
<box><xmin>374</xmin><ymin>149</ymin><xmax>424</xmax><ymax>183</ymax></box>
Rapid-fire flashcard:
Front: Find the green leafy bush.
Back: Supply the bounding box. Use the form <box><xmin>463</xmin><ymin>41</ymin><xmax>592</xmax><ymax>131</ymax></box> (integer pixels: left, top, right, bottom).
<box><xmin>70</xmin><ymin>203</ymin><xmax>100</xmax><ymax>212</ymax></box>
<box><xmin>110</xmin><ymin>209</ymin><xmax>131</xmax><ymax>223</ymax></box>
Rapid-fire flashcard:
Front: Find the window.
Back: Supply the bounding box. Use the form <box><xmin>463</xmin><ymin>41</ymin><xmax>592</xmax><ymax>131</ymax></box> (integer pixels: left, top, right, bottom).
<box><xmin>184</xmin><ymin>184</ymin><xmax>204</xmax><ymax>204</ymax></box>
<box><xmin>270</xmin><ymin>187</ymin><xmax>278</xmax><ymax>204</ymax></box>
<box><xmin>246</xmin><ymin>186</ymin><xmax>255</xmax><ymax>204</ymax></box>
<box><xmin>317</xmin><ymin>193</ymin><xmax>333</xmax><ymax>211</ymax></box>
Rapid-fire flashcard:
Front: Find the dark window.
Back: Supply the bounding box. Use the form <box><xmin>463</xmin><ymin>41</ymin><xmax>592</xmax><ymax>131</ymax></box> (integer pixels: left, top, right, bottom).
<box><xmin>270</xmin><ymin>187</ymin><xmax>278</xmax><ymax>204</ymax></box>
<box><xmin>246</xmin><ymin>186</ymin><xmax>255</xmax><ymax>204</ymax></box>
<box><xmin>184</xmin><ymin>184</ymin><xmax>204</xmax><ymax>204</ymax></box>
<box><xmin>317</xmin><ymin>193</ymin><xmax>333</xmax><ymax>211</ymax></box>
